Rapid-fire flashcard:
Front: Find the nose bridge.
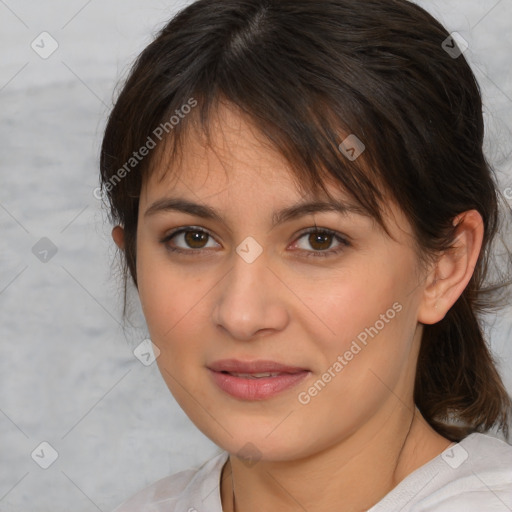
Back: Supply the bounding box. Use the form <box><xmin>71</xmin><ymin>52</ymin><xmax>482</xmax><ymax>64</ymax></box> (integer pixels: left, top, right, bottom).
<box><xmin>224</xmin><ymin>234</ymin><xmax>267</xmax><ymax>293</ymax></box>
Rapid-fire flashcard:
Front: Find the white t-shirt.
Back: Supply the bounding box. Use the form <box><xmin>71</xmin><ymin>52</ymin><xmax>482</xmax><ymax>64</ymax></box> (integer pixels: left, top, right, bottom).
<box><xmin>112</xmin><ymin>433</ymin><xmax>512</xmax><ymax>511</ymax></box>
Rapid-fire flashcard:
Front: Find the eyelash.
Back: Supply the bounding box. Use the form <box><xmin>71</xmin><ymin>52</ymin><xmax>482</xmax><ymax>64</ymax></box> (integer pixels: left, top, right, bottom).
<box><xmin>160</xmin><ymin>226</ymin><xmax>350</xmax><ymax>258</ymax></box>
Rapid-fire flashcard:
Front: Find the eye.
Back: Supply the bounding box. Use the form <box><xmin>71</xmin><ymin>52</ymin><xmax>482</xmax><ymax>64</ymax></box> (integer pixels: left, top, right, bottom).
<box><xmin>160</xmin><ymin>226</ymin><xmax>350</xmax><ymax>258</ymax></box>
<box><xmin>291</xmin><ymin>228</ymin><xmax>350</xmax><ymax>258</ymax></box>
<box><xmin>161</xmin><ymin>227</ymin><xmax>219</xmax><ymax>255</ymax></box>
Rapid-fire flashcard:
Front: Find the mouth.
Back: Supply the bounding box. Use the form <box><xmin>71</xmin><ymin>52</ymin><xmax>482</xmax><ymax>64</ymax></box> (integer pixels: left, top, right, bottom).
<box><xmin>219</xmin><ymin>371</ymin><xmax>290</xmax><ymax>379</ymax></box>
<box><xmin>207</xmin><ymin>359</ymin><xmax>310</xmax><ymax>400</ymax></box>
<box><xmin>208</xmin><ymin>358</ymin><xmax>308</xmax><ymax>374</ymax></box>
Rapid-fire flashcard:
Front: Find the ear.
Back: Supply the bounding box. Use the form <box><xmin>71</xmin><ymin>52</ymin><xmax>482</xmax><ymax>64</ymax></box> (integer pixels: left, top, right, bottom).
<box><xmin>112</xmin><ymin>225</ymin><xmax>125</xmax><ymax>250</ymax></box>
<box><xmin>417</xmin><ymin>210</ymin><xmax>484</xmax><ymax>325</ymax></box>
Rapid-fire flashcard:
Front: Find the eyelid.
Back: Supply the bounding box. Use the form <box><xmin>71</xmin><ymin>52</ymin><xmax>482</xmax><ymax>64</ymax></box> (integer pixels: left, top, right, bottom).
<box><xmin>160</xmin><ymin>226</ymin><xmax>220</xmax><ymax>252</ymax></box>
<box><xmin>290</xmin><ymin>227</ymin><xmax>350</xmax><ymax>258</ymax></box>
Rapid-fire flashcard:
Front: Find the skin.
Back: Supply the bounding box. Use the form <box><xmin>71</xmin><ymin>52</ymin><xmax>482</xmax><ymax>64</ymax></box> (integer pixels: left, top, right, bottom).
<box><xmin>112</xmin><ymin>103</ymin><xmax>484</xmax><ymax>511</ymax></box>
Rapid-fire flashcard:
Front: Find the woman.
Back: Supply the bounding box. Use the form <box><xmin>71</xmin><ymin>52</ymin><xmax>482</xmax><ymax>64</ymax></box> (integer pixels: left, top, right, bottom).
<box><xmin>100</xmin><ymin>0</ymin><xmax>512</xmax><ymax>510</ymax></box>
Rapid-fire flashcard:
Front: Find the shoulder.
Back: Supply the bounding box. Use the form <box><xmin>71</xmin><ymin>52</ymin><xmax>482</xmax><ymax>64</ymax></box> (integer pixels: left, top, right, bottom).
<box><xmin>370</xmin><ymin>433</ymin><xmax>512</xmax><ymax>512</ymax></box>
<box><xmin>111</xmin><ymin>450</ymin><xmax>229</xmax><ymax>512</ymax></box>
<box><xmin>418</xmin><ymin>432</ymin><xmax>512</xmax><ymax>511</ymax></box>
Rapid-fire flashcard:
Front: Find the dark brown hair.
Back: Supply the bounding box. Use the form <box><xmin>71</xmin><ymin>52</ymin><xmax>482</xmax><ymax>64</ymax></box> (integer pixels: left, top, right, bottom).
<box><xmin>99</xmin><ymin>0</ymin><xmax>511</xmax><ymax>441</ymax></box>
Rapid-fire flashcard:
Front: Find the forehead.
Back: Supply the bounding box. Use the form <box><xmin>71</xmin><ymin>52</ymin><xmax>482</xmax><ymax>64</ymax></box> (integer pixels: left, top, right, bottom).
<box><xmin>143</xmin><ymin>102</ymin><xmax>309</xmax><ymax>198</ymax></box>
<box><xmin>139</xmin><ymin>102</ymin><xmax>412</xmax><ymax>245</ymax></box>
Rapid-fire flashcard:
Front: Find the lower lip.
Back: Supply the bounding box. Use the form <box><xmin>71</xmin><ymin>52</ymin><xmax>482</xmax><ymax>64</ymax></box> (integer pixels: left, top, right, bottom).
<box><xmin>208</xmin><ymin>369</ymin><xmax>310</xmax><ymax>400</ymax></box>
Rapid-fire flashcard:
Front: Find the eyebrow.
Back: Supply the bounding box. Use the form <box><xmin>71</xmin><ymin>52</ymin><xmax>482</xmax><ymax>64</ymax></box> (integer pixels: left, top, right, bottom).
<box><xmin>143</xmin><ymin>197</ymin><xmax>370</xmax><ymax>228</ymax></box>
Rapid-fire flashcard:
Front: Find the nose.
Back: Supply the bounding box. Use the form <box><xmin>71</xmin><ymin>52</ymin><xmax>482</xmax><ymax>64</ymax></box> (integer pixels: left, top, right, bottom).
<box><xmin>212</xmin><ymin>246</ymin><xmax>289</xmax><ymax>341</ymax></box>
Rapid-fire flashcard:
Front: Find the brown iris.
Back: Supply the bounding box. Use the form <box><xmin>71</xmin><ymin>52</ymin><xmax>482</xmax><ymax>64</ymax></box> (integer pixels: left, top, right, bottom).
<box><xmin>184</xmin><ymin>230</ymin><xmax>209</xmax><ymax>249</ymax></box>
<box><xmin>307</xmin><ymin>232</ymin><xmax>333</xmax><ymax>251</ymax></box>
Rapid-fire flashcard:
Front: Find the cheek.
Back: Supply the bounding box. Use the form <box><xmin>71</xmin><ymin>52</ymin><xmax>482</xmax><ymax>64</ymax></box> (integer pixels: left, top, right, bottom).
<box><xmin>305</xmin><ymin>264</ymin><xmax>399</xmax><ymax>347</ymax></box>
<box><xmin>135</xmin><ymin>239</ymin><xmax>213</xmax><ymax>355</ymax></box>
<box><xmin>304</xmin><ymin>256</ymin><xmax>417</xmax><ymax>384</ymax></box>
<box><xmin>136</xmin><ymin>237</ymin><xmax>180</xmax><ymax>337</ymax></box>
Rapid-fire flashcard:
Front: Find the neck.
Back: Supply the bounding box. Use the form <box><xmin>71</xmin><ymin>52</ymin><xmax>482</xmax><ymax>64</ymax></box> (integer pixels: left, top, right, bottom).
<box><xmin>220</xmin><ymin>407</ymin><xmax>451</xmax><ymax>512</ymax></box>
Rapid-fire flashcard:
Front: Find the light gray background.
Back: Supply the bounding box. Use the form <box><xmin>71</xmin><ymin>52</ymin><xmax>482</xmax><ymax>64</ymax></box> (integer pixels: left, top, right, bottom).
<box><xmin>0</xmin><ymin>1</ymin><xmax>511</xmax><ymax>511</ymax></box>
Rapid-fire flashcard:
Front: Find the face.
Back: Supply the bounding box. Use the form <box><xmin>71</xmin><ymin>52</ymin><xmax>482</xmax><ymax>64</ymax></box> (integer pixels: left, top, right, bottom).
<box><xmin>134</xmin><ymin>104</ymin><xmax>428</xmax><ymax>461</ymax></box>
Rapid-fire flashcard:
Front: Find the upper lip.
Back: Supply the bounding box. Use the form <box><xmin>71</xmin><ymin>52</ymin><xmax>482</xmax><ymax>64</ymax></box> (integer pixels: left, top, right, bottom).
<box><xmin>208</xmin><ymin>359</ymin><xmax>308</xmax><ymax>374</ymax></box>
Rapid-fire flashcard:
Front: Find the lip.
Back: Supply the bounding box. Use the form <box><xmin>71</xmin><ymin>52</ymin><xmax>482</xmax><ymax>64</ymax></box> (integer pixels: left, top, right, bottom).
<box><xmin>207</xmin><ymin>359</ymin><xmax>310</xmax><ymax>400</ymax></box>
<box><xmin>208</xmin><ymin>359</ymin><xmax>308</xmax><ymax>374</ymax></box>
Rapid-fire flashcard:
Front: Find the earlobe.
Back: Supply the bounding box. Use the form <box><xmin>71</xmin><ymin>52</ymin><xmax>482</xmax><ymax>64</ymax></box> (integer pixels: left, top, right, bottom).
<box><xmin>417</xmin><ymin>210</ymin><xmax>484</xmax><ymax>325</ymax></box>
<box><xmin>112</xmin><ymin>225</ymin><xmax>125</xmax><ymax>250</ymax></box>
